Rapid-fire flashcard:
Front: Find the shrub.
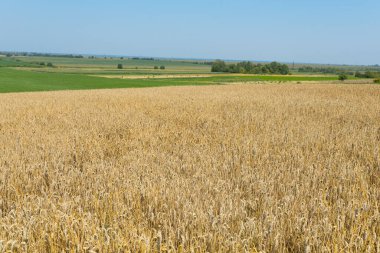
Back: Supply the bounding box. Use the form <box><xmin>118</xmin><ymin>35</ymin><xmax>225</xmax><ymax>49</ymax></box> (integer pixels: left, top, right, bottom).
<box><xmin>117</xmin><ymin>64</ymin><xmax>123</xmax><ymax>69</ymax></box>
<box><xmin>374</xmin><ymin>79</ymin><xmax>380</xmax><ymax>84</ymax></box>
<box><xmin>338</xmin><ymin>74</ymin><xmax>348</xmax><ymax>81</ymax></box>
<box><xmin>160</xmin><ymin>66</ymin><xmax>165</xmax><ymax>70</ymax></box>
<box><xmin>47</xmin><ymin>62</ymin><xmax>54</xmax><ymax>67</ymax></box>
<box><xmin>154</xmin><ymin>66</ymin><xmax>159</xmax><ymax>69</ymax></box>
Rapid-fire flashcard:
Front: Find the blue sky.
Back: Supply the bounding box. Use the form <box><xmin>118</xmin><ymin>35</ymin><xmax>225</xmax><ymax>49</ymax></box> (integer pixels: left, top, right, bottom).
<box><xmin>0</xmin><ymin>0</ymin><xmax>379</xmax><ymax>65</ymax></box>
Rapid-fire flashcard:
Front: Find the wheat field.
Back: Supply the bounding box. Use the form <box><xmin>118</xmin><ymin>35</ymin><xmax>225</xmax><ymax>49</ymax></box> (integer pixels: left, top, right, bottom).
<box><xmin>0</xmin><ymin>83</ymin><xmax>379</xmax><ymax>252</ymax></box>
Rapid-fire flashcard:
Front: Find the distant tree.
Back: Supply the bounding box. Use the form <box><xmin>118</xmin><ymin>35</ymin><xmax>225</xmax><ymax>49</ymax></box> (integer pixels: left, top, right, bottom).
<box><xmin>355</xmin><ymin>71</ymin><xmax>380</xmax><ymax>78</ymax></box>
<box><xmin>211</xmin><ymin>60</ymin><xmax>227</xmax><ymax>72</ymax></box>
<box><xmin>6</xmin><ymin>53</ymin><xmax>12</xmax><ymax>57</ymax></box>
<box><xmin>39</xmin><ymin>62</ymin><xmax>46</xmax><ymax>66</ymax></box>
<box><xmin>117</xmin><ymin>64</ymin><xmax>123</xmax><ymax>69</ymax></box>
<box><xmin>280</xmin><ymin>64</ymin><xmax>290</xmax><ymax>75</ymax></box>
<box><xmin>212</xmin><ymin>60</ymin><xmax>289</xmax><ymax>75</ymax></box>
<box><xmin>237</xmin><ymin>61</ymin><xmax>253</xmax><ymax>73</ymax></box>
<box><xmin>261</xmin><ymin>65</ymin><xmax>269</xmax><ymax>74</ymax></box>
<box><xmin>267</xmin><ymin>62</ymin><xmax>289</xmax><ymax>75</ymax></box>
<box><xmin>160</xmin><ymin>66</ymin><xmax>165</xmax><ymax>70</ymax></box>
<box><xmin>47</xmin><ymin>62</ymin><xmax>54</xmax><ymax>67</ymax></box>
<box><xmin>228</xmin><ymin>64</ymin><xmax>240</xmax><ymax>73</ymax></box>
<box><xmin>154</xmin><ymin>66</ymin><xmax>159</xmax><ymax>69</ymax></box>
<box><xmin>338</xmin><ymin>74</ymin><xmax>348</xmax><ymax>81</ymax></box>
<box><xmin>120</xmin><ymin>57</ymin><xmax>124</xmax><ymax>60</ymax></box>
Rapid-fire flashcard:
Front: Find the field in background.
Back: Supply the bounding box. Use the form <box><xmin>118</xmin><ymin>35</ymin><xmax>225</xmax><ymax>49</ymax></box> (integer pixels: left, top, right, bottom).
<box><xmin>0</xmin><ymin>55</ymin><xmax>369</xmax><ymax>93</ymax></box>
<box><xmin>0</xmin><ymin>83</ymin><xmax>379</xmax><ymax>252</ymax></box>
<box><xmin>0</xmin><ymin>66</ymin><xmax>345</xmax><ymax>93</ymax></box>
<box><xmin>4</xmin><ymin>56</ymin><xmax>212</xmax><ymax>74</ymax></box>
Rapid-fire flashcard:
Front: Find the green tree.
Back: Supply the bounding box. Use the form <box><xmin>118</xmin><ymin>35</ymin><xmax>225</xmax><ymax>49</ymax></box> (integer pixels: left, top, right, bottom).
<box><xmin>211</xmin><ymin>60</ymin><xmax>290</xmax><ymax>75</ymax></box>
<box><xmin>154</xmin><ymin>66</ymin><xmax>159</xmax><ymax>69</ymax></box>
<box><xmin>211</xmin><ymin>60</ymin><xmax>227</xmax><ymax>72</ymax></box>
<box><xmin>117</xmin><ymin>64</ymin><xmax>123</xmax><ymax>69</ymax></box>
<box><xmin>160</xmin><ymin>66</ymin><xmax>165</xmax><ymax>70</ymax></box>
<box><xmin>338</xmin><ymin>74</ymin><xmax>348</xmax><ymax>81</ymax></box>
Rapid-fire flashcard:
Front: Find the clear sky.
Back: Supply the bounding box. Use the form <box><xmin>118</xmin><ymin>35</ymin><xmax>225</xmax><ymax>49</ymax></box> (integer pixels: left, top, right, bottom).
<box><xmin>1</xmin><ymin>0</ymin><xmax>379</xmax><ymax>65</ymax></box>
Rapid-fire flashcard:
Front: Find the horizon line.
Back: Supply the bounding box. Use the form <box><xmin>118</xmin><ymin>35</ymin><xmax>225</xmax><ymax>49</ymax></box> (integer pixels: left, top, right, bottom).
<box><xmin>1</xmin><ymin>49</ymin><xmax>379</xmax><ymax>67</ymax></box>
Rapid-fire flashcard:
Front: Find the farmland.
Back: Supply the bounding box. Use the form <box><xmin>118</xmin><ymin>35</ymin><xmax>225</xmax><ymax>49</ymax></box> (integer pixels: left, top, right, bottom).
<box><xmin>0</xmin><ymin>54</ymin><xmax>380</xmax><ymax>252</ymax></box>
<box><xmin>2</xmin><ymin>0</ymin><xmax>380</xmax><ymax>251</ymax></box>
<box><xmin>1</xmin><ymin>83</ymin><xmax>379</xmax><ymax>252</ymax></box>
<box><xmin>0</xmin><ymin>55</ymin><xmax>360</xmax><ymax>93</ymax></box>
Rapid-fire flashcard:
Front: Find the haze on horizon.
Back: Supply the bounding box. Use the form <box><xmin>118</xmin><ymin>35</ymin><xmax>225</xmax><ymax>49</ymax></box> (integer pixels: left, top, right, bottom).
<box><xmin>0</xmin><ymin>0</ymin><xmax>379</xmax><ymax>65</ymax></box>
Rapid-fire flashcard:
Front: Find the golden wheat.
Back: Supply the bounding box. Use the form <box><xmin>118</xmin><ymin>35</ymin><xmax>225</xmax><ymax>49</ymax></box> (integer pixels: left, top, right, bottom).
<box><xmin>0</xmin><ymin>83</ymin><xmax>379</xmax><ymax>252</ymax></box>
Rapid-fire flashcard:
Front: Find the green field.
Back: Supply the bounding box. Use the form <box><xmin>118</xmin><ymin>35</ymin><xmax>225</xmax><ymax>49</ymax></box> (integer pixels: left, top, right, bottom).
<box><xmin>0</xmin><ymin>55</ymin><xmax>361</xmax><ymax>93</ymax></box>
<box><xmin>0</xmin><ymin>68</ymin><xmax>345</xmax><ymax>93</ymax></box>
<box><xmin>12</xmin><ymin>56</ymin><xmax>211</xmax><ymax>73</ymax></box>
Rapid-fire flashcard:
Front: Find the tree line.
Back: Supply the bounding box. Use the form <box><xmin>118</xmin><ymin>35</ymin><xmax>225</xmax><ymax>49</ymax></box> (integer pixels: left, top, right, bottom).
<box><xmin>211</xmin><ymin>60</ymin><xmax>290</xmax><ymax>75</ymax></box>
<box><xmin>117</xmin><ymin>64</ymin><xmax>166</xmax><ymax>70</ymax></box>
<box><xmin>354</xmin><ymin>71</ymin><xmax>380</xmax><ymax>78</ymax></box>
<box><xmin>298</xmin><ymin>66</ymin><xmax>352</xmax><ymax>75</ymax></box>
<box><xmin>298</xmin><ymin>66</ymin><xmax>380</xmax><ymax>77</ymax></box>
<box><xmin>0</xmin><ymin>51</ymin><xmax>84</xmax><ymax>58</ymax></box>
<box><xmin>131</xmin><ymin>57</ymin><xmax>155</xmax><ymax>60</ymax></box>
